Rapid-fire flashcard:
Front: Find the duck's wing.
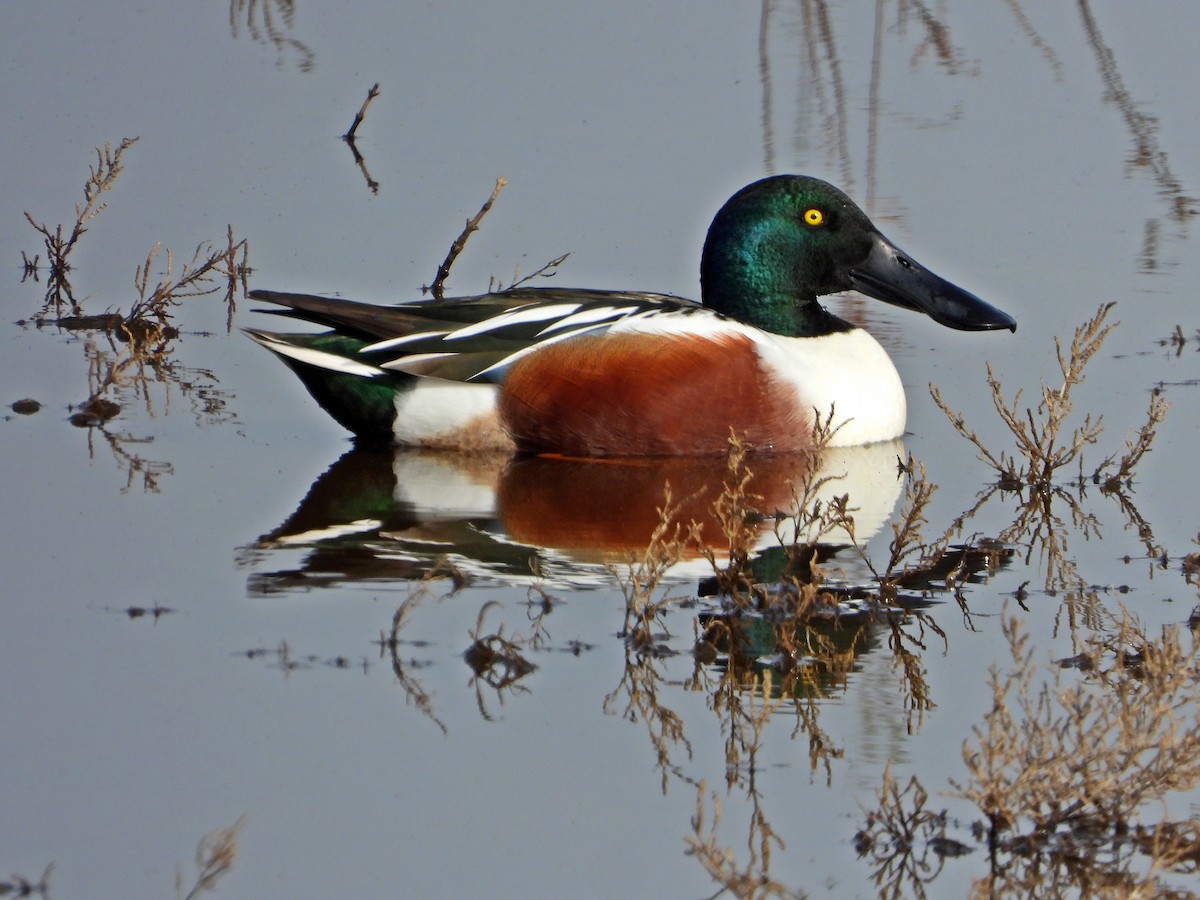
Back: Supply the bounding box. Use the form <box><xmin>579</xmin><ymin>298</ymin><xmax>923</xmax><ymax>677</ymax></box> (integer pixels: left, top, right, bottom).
<box><xmin>249</xmin><ymin>288</ymin><xmax>706</xmax><ymax>384</ymax></box>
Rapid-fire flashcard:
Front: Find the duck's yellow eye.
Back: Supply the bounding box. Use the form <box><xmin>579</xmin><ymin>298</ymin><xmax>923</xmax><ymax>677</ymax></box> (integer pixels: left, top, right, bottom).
<box><xmin>803</xmin><ymin>208</ymin><xmax>825</xmax><ymax>227</ymax></box>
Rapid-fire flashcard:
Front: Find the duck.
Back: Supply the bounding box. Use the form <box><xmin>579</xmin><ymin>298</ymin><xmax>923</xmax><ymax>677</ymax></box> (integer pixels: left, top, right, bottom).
<box><xmin>246</xmin><ymin>174</ymin><xmax>1015</xmax><ymax>456</ymax></box>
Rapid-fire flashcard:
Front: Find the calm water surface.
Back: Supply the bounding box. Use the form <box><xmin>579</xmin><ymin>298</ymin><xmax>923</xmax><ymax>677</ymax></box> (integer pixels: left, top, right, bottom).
<box><xmin>3</xmin><ymin>2</ymin><xmax>1199</xmax><ymax>897</ymax></box>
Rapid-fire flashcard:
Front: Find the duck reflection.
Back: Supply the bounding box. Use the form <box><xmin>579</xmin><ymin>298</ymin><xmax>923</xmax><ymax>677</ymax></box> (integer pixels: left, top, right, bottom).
<box><xmin>242</xmin><ymin>441</ymin><xmax>908</xmax><ymax>593</ymax></box>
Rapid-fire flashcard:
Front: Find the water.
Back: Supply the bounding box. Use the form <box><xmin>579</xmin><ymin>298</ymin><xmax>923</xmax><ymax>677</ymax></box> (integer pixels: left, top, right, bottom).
<box><xmin>3</xmin><ymin>2</ymin><xmax>1199</xmax><ymax>896</ymax></box>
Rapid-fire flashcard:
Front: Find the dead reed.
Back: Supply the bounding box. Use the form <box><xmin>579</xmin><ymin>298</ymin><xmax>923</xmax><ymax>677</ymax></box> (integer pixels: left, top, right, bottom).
<box><xmin>604</xmin><ymin>645</ymin><xmax>694</xmax><ymax>794</ymax></box>
<box><xmin>956</xmin><ymin>611</ymin><xmax>1200</xmax><ymax>846</ymax></box>
<box><xmin>420</xmin><ymin>176</ymin><xmax>571</xmax><ymax>298</ymax></box>
<box><xmin>343</xmin><ymin>82</ymin><xmax>380</xmax><ymax>142</ymax></box>
<box><xmin>686</xmin><ymin>305</ymin><xmax>1184</xmax><ymax>896</ymax></box>
<box><xmin>426</xmin><ymin>178</ymin><xmax>508</xmax><ymax>300</ymax></box>
<box><xmin>229</xmin><ymin>0</ymin><xmax>315</xmax><ymax>72</ymax></box>
<box><xmin>855</xmin><ymin>765</ymin><xmax>955</xmax><ymax>898</ymax></box>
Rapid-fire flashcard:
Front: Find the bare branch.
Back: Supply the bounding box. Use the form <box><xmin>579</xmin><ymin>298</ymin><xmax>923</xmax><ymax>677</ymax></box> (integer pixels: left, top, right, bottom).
<box><xmin>427</xmin><ymin>177</ymin><xmax>507</xmax><ymax>300</ymax></box>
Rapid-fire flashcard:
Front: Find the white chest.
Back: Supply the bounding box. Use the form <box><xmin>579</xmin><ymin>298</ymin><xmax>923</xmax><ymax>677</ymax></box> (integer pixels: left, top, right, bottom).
<box><xmin>754</xmin><ymin>328</ymin><xmax>907</xmax><ymax>446</ymax></box>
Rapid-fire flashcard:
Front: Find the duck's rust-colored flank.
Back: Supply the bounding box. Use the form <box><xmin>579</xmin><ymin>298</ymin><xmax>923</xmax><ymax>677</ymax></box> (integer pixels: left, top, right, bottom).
<box><xmin>499</xmin><ymin>331</ymin><xmax>812</xmax><ymax>456</ymax></box>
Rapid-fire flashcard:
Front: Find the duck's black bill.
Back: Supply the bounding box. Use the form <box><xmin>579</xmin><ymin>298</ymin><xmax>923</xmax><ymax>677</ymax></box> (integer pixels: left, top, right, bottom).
<box><xmin>847</xmin><ymin>232</ymin><xmax>1016</xmax><ymax>333</ymax></box>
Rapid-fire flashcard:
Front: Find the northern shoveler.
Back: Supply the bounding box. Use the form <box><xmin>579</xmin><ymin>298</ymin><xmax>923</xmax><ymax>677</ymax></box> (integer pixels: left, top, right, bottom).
<box><xmin>247</xmin><ymin>174</ymin><xmax>1015</xmax><ymax>455</ymax></box>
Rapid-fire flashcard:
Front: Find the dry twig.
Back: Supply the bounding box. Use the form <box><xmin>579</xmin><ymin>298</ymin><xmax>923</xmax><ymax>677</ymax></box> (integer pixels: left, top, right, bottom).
<box><xmin>343</xmin><ymin>82</ymin><xmax>380</xmax><ymax>140</ymax></box>
<box><xmin>427</xmin><ymin>177</ymin><xmax>507</xmax><ymax>300</ymax></box>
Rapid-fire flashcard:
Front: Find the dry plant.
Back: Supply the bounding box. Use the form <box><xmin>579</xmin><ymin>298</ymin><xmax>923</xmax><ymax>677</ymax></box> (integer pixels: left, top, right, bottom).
<box><xmin>1183</xmin><ymin>534</ymin><xmax>1200</xmax><ymax>586</ymax></box>
<box><xmin>342</xmin><ymin>82</ymin><xmax>379</xmax><ymax>142</ymax></box>
<box><xmin>692</xmin><ymin>623</ymin><xmax>847</xmax><ymax>779</ymax></box>
<box><xmin>379</xmin><ymin>584</ymin><xmax>448</xmax><ymax>734</ymax></box>
<box><xmin>685</xmin><ymin>430</ymin><xmax>953</xmax><ymax>786</ymax></box>
<box><xmin>701</xmin><ymin>605</ymin><xmax>870</xmax><ymax>709</ymax></box>
<box><xmin>241</xmin><ymin>639</ymin><xmax>368</xmax><ymax>676</ymax></box>
<box><xmin>229</xmin><ymin>0</ymin><xmax>315</xmax><ymax>72</ymax></box>
<box><xmin>696</xmin><ymin>422</ymin><xmax>857</xmax><ymax>682</ymax></box>
<box><xmin>463</xmin><ymin>600</ymin><xmax>538</xmax><ymax>719</ymax></box>
<box><xmin>342</xmin><ymin>82</ymin><xmax>381</xmax><ymax>193</ymax></box>
<box><xmin>38</xmin><ymin>223</ymin><xmax>249</xmax><ymax>436</ymax></box>
<box><xmin>0</xmin><ymin>863</ymin><xmax>53</xmax><ymax>898</ymax></box>
<box><xmin>424</xmin><ymin>555</ymin><xmax>473</xmax><ymax>593</ymax></box>
<box><xmin>858</xmin><ymin>608</ymin><xmax>1200</xmax><ymax>896</ymax></box>
<box><xmin>697</xmin><ymin>433</ymin><xmax>768</xmax><ymax>608</ymax></box>
<box><xmin>604</xmin><ymin>646</ymin><xmax>693</xmax><ymax>794</ymax></box>
<box><xmin>691</xmin><ymin>609</ymin><xmax>846</xmax><ymax>791</ymax></box>
<box><xmin>829</xmin><ymin>458</ymin><xmax>951</xmax><ymax>726</ymax></box>
<box><xmin>176</xmin><ymin>815</ymin><xmax>245</xmax><ymax>900</ymax></box>
<box><xmin>83</xmin><ymin>421</ymin><xmax>174</xmax><ymax>493</ymax></box>
<box><xmin>933</xmin><ymin>305</ymin><xmax>1167</xmax><ymax>599</ymax></box>
<box><xmin>955</xmin><ymin>611</ymin><xmax>1200</xmax><ymax>847</ymax></box>
<box><xmin>680</xmin><ymin>461</ymin><xmax>859</xmax><ymax>896</ymax></box>
<box><xmin>931</xmin><ymin>303</ymin><xmax>1168</xmax><ymax>490</ymax></box>
<box><xmin>22</xmin><ymin>138</ymin><xmax>248</xmax><ymax>487</ymax></box>
<box><xmin>771</xmin><ymin>464</ymin><xmax>849</xmax><ymax>608</ymax></box>
<box><xmin>64</xmin><ymin>329</ymin><xmax>233</xmax><ymax>491</ymax></box>
<box><xmin>685</xmin><ymin>780</ymin><xmax>801</xmax><ymax>900</ymax></box>
<box><xmin>420</xmin><ymin>176</ymin><xmax>571</xmax><ymax>299</ymax></box>
<box><xmin>835</xmin><ymin>457</ymin><xmax>950</xmax><ymax>599</ymax></box>
<box><xmin>951</xmin><ymin>473</ymin><xmax>1092</xmax><ymax>600</ymax></box>
<box><xmin>379</xmin><ymin>566</ymin><xmax>552</xmax><ymax>731</ymax></box>
<box><xmin>489</xmin><ymin>251</ymin><xmax>572</xmax><ymax>293</ymax></box>
<box><xmin>520</xmin><ymin>566</ymin><xmax>558</xmax><ymax>652</ymax></box>
<box><xmin>129</xmin><ymin>232</ymin><xmax>249</xmax><ymax>340</ymax></box>
<box><xmin>785</xmin><ymin>691</ymin><xmax>845</xmax><ymax>782</ymax></box>
<box><xmin>608</xmin><ymin>480</ymin><xmax>699</xmax><ymax>651</ymax></box>
<box><xmin>426</xmin><ymin>178</ymin><xmax>507</xmax><ymax>300</ymax></box>
<box><xmin>854</xmin><ymin>764</ymin><xmax>956</xmax><ymax>900</ymax></box>
<box><xmin>712</xmin><ymin>670</ymin><xmax>784</xmax><ymax>790</ymax></box>
<box><xmin>25</xmin><ymin>137</ymin><xmax>140</xmax><ymax>314</ymax></box>
<box><xmin>23</xmin><ymin>136</ymin><xmax>247</xmax><ymax>330</ymax></box>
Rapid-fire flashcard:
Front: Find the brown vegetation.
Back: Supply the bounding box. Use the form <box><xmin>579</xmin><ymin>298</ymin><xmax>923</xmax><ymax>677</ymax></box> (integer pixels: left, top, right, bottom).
<box><xmin>176</xmin><ymin>816</ymin><xmax>245</xmax><ymax>900</ymax></box>
<box><xmin>21</xmin><ymin>139</ymin><xmax>248</xmax><ymax>489</ymax></box>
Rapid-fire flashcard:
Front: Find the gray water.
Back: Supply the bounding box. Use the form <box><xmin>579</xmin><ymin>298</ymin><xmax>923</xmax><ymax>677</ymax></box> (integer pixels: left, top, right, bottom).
<box><xmin>3</xmin><ymin>3</ymin><xmax>1199</xmax><ymax>896</ymax></box>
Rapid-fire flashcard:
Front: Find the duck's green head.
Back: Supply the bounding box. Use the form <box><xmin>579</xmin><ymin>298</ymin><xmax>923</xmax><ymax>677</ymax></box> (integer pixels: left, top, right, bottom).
<box><xmin>700</xmin><ymin>174</ymin><xmax>1016</xmax><ymax>337</ymax></box>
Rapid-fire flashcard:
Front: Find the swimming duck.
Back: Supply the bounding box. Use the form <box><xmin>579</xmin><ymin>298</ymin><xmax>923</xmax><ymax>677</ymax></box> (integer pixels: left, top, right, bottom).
<box><xmin>247</xmin><ymin>174</ymin><xmax>1015</xmax><ymax>455</ymax></box>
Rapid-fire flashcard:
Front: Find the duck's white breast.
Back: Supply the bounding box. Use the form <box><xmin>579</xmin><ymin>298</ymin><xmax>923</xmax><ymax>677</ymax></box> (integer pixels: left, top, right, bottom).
<box><xmin>753</xmin><ymin>328</ymin><xmax>907</xmax><ymax>446</ymax></box>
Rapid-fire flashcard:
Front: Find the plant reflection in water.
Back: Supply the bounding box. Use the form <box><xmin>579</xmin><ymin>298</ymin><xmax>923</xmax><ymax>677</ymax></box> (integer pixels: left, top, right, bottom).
<box><xmin>238</xmin><ymin>304</ymin><xmax>1187</xmax><ymax>895</ymax></box>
